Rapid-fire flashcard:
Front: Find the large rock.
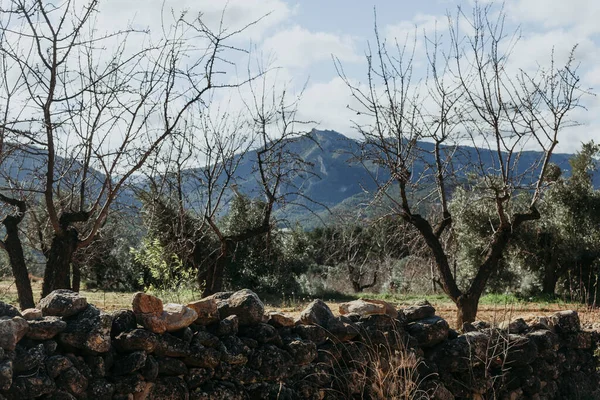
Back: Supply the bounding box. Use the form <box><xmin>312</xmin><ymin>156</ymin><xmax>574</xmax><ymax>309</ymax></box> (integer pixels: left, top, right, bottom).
<box><xmin>110</xmin><ymin>309</ymin><xmax>137</xmax><ymax>338</ymax></box>
<box><xmin>39</xmin><ymin>290</ymin><xmax>88</xmax><ymax>317</ymax></box>
<box><xmin>0</xmin><ymin>316</ymin><xmax>29</xmax><ymax>350</ymax></box>
<box><xmin>267</xmin><ymin>311</ymin><xmax>295</xmax><ymax>328</ymax></box>
<box><xmin>300</xmin><ymin>299</ymin><xmax>334</xmax><ymax>327</ymax></box>
<box><xmin>186</xmin><ymin>298</ymin><xmax>219</xmax><ymax>325</ymax></box>
<box><xmin>114</xmin><ymin>329</ymin><xmax>158</xmax><ymax>353</ymax></box>
<box><xmin>499</xmin><ymin>318</ymin><xmax>529</xmax><ymax>334</ymax></box>
<box><xmin>132</xmin><ymin>292</ymin><xmax>163</xmax><ymax>315</ymax></box>
<box><xmin>0</xmin><ymin>300</ymin><xmax>22</xmax><ymax>318</ymax></box>
<box><xmin>402</xmin><ymin>300</ymin><xmax>436</xmax><ymax>322</ymax></box>
<box><xmin>550</xmin><ymin>310</ymin><xmax>580</xmax><ymax>334</ymax></box>
<box><xmin>21</xmin><ymin>308</ymin><xmax>42</xmax><ymax>320</ymax></box>
<box><xmin>162</xmin><ymin>303</ymin><xmax>198</xmax><ymax>332</ymax></box>
<box><xmin>58</xmin><ymin>305</ymin><xmax>112</xmax><ymax>353</ymax></box>
<box><xmin>26</xmin><ymin>316</ymin><xmax>67</xmax><ymax>340</ymax></box>
<box><xmin>339</xmin><ymin>299</ymin><xmax>398</xmax><ymax>318</ymax></box>
<box><xmin>218</xmin><ymin>289</ymin><xmax>265</xmax><ymax>326</ymax></box>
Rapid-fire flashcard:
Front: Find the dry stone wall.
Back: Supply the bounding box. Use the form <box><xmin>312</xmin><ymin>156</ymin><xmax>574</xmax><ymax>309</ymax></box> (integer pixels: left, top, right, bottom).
<box><xmin>0</xmin><ymin>289</ymin><xmax>598</xmax><ymax>399</ymax></box>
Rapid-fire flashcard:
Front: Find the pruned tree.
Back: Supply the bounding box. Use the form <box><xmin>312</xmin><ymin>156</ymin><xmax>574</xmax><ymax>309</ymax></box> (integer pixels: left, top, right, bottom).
<box><xmin>0</xmin><ymin>0</ymin><xmax>255</xmax><ymax>297</ymax></box>
<box><xmin>336</xmin><ymin>4</ymin><xmax>587</xmax><ymax>324</ymax></box>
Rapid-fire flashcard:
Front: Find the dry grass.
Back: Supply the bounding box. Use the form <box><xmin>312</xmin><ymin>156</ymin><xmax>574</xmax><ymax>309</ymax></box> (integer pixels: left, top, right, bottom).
<box><xmin>2</xmin><ymin>280</ymin><xmax>598</xmax><ymax>329</ymax></box>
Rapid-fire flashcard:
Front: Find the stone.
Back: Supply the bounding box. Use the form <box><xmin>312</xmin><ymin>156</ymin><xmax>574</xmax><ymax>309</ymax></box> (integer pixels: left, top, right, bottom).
<box><xmin>136</xmin><ymin>313</ymin><xmax>168</xmax><ymax>334</ymax></box>
<box><xmin>112</xmin><ymin>351</ymin><xmax>147</xmax><ymax>375</ymax></box>
<box><xmin>56</xmin><ymin>366</ymin><xmax>88</xmax><ymax>396</ymax></box>
<box><xmin>0</xmin><ymin>360</ymin><xmax>12</xmax><ymax>391</ymax></box>
<box><xmin>213</xmin><ymin>315</ymin><xmax>239</xmax><ymax>336</ymax></box>
<box><xmin>327</xmin><ymin>317</ymin><xmax>359</xmax><ymax>342</ymax></box>
<box><xmin>21</xmin><ymin>308</ymin><xmax>42</xmax><ymax>320</ymax></box>
<box><xmin>0</xmin><ymin>316</ymin><xmax>29</xmax><ymax>350</ymax></box>
<box><xmin>402</xmin><ymin>300</ymin><xmax>436</xmax><ymax>322</ymax></box>
<box><xmin>285</xmin><ymin>340</ymin><xmax>317</xmax><ymax>365</ymax></box>
<box><xmin>267</xmin><ymin>311</ymin><xmax>295</xmax><ymax>328</ymax></box>
<box><xmin>550</xmin><ymin>310</ymin><xmax>580</xmax><ymax>334</ymax></box>
<box><xmin>184</xmin><ymin>346</ymin><xmax>221</xmax><ymax>369</ymax></box>
<box><xmin>142</xmin><ymin>355</ymin><xmax>159</xmax><ymax>382</ymax></box>
<box><xmin>499</xmin><ymin>318</ymin><xmax>529</xmax><ymax>334</ymax></box>
<box><xmin>162</xmin><ymin>303</ymin><xmax>198</xmax><ymax>332</ymax></box>
<box><xmin>154</xmin><ymin>333</ymin><xmax>190</xmax><ymax>358</ymax></box>
<box><xmin>88</xmin><ymin>379</ymin><xmax>115</xmax><ymax>400</ymax></box>
<box><xmin>45</xmin><ymin>355</ymin><xmax>73</xmax><ymax>378</ymax></box>
<box><xmin>339</xmin><ymin>299</ymin><xmax>398</xmax><ymax>318</ymax></box>
<box><xmin>39</xmin><ymin>290</ymin><xmax>88</xmax><ymax>317</ymax></box>
<box><xmin>295</xmin><ymin>324</ymin><xmax>328</xmax><ymax>346</ymax></box>
<box><xmin>132</xmin><ymin>292</ymin><xmax>163</xmax><ymax>315</ymax></box>
<box><xmin>58</xmin><ymin>305</ymin><xmax>112</xmax><ymax>353</ymax></box>
<box><xmin>26</xmin><ymin>316</ymin><xmax>67</xmax><ymax>340</ymax></box>
<box><xmin>0</xmin><ymin>300</ymin><xmax>22</xmax><ymax>318</ymax></box>
<box><xmin>157</xmin><ymin>357</ymin><xmax>188</xmax><ymax>376</ymax></box>
<box><xmin>111</xmin><ymin>309</ymin><xmax>137</xmax><ymax>338</ymax></box>
<box><xmin>6</xmin><ymin>371</ymin><xmax>55</xmax><ymax>398</ymax></box>
<box><xmin>186</xmin><ymin>368</ymin><xmax>214</xmax><ymax>390</ymax></box>
<box><xmin>239</xmin><ymin>323</ymin><xmax>280</xmax><ymax>345</ymax></box>
<box><xmin>300</xmin><ymin>299</ymin><xmax>334</xmax><ymax>327</ymax></box>
<box><xmin>114</xmin><ymin>329</ymin><xmax>158</xmax><ymax>353</ymax></box>
<box><xmin>148</xmin><ymin>377</ymin><xmax>189</xmax><ymax>400</ymax></box>
<box><xmin>186</xmin><ymin>298</ymin><xmax>219</xmax><ymax>325</ymax></box>
<box><xmin>218</xmin><ymin>289</ymin><xmax>265</xmax><ymax>326</ymax></box>
<box><xmin>13</xmin><ymin>344</ymin><xmax>46</xmax><ymax>373</ymax></box>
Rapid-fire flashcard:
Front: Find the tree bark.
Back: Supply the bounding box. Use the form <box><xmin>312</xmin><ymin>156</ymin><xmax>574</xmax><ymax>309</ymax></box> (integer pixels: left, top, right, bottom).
<box><xmin>3</xmin><ymin>215</ymin><xmax>35</xmax><ymax>309</ymax></box>
<box><xmin>42</xmin><ymin>229</ymin><xmax>79</xmax><ymax>296</ymax></box>
<box><xmin>202</xmin><ymin>241</ymin><xmax>228</xmax><ymax>297</ymax></box>
<box><xmin>542</xmin><ymin>254</ymin><xmax>559</xmax><ymax>296</ymax></box>
<box><xmin>456</xmin><ymin>294</ymin><xmax>480</xmax><ymax>327</ymax></box>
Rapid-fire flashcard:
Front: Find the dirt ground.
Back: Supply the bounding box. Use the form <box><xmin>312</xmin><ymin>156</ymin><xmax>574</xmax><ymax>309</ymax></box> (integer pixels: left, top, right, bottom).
<box><xmin>2</xmin><ymin>280</ymin><xmax>598</xmax><ymax>330</ymax></box>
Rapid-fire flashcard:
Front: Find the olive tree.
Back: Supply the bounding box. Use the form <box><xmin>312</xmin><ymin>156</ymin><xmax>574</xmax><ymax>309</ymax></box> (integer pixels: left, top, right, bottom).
<box><xmin>337</xmin><ymin>5</ymin><xmax>587</xmax><ymax>324</ymax></box>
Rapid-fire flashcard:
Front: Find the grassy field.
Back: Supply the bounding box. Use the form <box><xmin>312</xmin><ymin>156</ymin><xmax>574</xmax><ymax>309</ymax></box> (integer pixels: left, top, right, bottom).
<box><xmin>2</xmin><ymin>280</ymin><xmax>598</xmax><ymax>329</ymax></box>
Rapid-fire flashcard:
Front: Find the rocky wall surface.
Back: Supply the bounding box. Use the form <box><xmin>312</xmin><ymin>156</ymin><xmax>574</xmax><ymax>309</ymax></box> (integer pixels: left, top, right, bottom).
<box><xmin>0</xmin><ymin>290</ymin><xmax>598</xmax><ymax>399</ymax></box>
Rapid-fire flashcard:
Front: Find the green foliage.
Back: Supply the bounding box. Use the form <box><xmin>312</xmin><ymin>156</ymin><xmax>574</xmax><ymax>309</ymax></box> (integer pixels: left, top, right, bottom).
<box><xmin>222</xmin><ymin>195</ymin><xmax>308</xmax><ymax>295</ymax></box>
<box><xmin>130</xmin><ymin>237</ymin><xmax>199</xmax><ymax>302</ymax></box>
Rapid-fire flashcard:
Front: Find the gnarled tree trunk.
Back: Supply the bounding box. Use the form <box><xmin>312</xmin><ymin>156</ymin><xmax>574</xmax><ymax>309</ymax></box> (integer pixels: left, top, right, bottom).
<box><xmin>3</xmin><ymin>214</ymin><xmax>35</xmax><ymax>309</ymax></box>
<box><xmin>42</xmin><ymin>229</ymin><xmax>79</xmax><ymax>296</ymax></box>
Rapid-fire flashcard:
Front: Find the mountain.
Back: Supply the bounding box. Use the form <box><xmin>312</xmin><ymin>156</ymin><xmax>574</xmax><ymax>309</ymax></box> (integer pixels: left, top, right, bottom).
<box><xmin>2</xmin><ymin>130</ymin><xmax>597</xmax><ymax>229</ymax></box>
<box><xmin>211</xmin><ymin>129</ymin><xmax>596</xmax><ymax>227</ymax></box>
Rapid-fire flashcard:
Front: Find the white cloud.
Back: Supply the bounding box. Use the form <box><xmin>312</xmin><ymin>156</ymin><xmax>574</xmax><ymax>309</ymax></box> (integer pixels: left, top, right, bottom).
<box><xmin>98</xmin><ymin>0</ymin><xmax>293</xmax><ymax>42</ymax></box>
<box><xmin>261</xmin><ymin>25</ymin><xmax>360</xmax><ymax>69</ymax></box>
<box><xmin>507</xmin><ymin>0</ymin><xmax>600</xmax><ymax>36</ymax></box>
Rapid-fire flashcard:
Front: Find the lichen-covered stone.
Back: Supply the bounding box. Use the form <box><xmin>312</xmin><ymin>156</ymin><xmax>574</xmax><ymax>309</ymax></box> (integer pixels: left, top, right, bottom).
<box><xmin>406</xmin><ymin>316</ymin><xmax>449</xmax><ymax>347</ymax></box>
<box><xmin>0</xmin><ymin>316</ymin><xmax>29</xmax><ymax>350</ymax></box>
<box><xmin>299</xmin><ymin>299</ymin><xmax>334</xmax><ymax>327</ymax></box>
<box><xmin>339</xmin><ymin>299</ymin><xmax>398</xmax><ymax>318</ymax></box>
<box><xmin>114</xmin><ymin>328</ymin><xmax>158</xmax><ymax>353</ymax></box>
<box><xmin>39</xmin><ymin>290</ymin><xmax>87</xmax><ymax>318</ymax></box>
<box><xmin>21</xmin><ymin>308</ymin><xmax>42</xmax><ymax>320</ymax></box>
<box><xmin>110</xmin><ymin>309</ymin><xmax>137</xmax><ymax>338</ymax></box>
<box><xmin>402</xmin><ymin>300</ymin><xmax>435</xmax><ymax>322</ymax></box>
<box><xmin>266</xmin><ymin>311</ymin><xmax>295</xmax><ymax>328</ymax></box>
<box><xmin>217</xmin><ymin>289</ymin><xmax>265</xmax><ymax>326</ymax></box>
<box><xmin>26</xmin><ymin>317</ymin><xmax>67</xmax><ymax>340</ymax></box>
<box><xmin>162</xmin><ymin>303</ymin><xmax>198</xmax><ymax>332</ymax></box>
<box><xmin>58</xmin><ymin>305</ymin><xmax>112</xmax><ymax>354</ymax></box>
<box><xmin>550</xmin><ymin>310</ymin><xmax>580</xmax><ymax>334</ymax></box>
<box><xmin>186</xmin><ymin>298</ymin><xmax>219</xmax><ymax>325</ymax></box>
<box><xmin>0</xmin><ymin>301</ymin><xmax>22</xmax><ymax>318</ymax></box>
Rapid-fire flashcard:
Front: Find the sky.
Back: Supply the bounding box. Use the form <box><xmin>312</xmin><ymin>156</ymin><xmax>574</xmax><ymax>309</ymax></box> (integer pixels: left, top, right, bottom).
<box><xmin>100</xmin><ymin>0</ymin><xmax>600</xmax><ymax>153</ymax></box>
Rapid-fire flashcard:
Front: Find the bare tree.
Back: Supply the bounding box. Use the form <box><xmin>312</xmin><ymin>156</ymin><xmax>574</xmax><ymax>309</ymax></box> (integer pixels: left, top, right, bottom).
<box><xmin>0</xmin><ymin>0</ymin><xmax>254</xmax><ymax>297</ymax></box>
<box><xmin>336</xmin><ymin>5</ymin><xmax>586</xmax><ymax>324</ymax></box>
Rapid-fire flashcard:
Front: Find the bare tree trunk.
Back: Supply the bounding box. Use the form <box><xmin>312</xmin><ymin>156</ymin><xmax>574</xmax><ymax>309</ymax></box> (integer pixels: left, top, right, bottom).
<box><xmin>42</xmin><ymin>230</ymin><xmax>79</xmax><ymax>296</ymax></box>
<box><xmin>542</xmin><ymin>255</ymin><xmax>559</xmax><ymax>296</ymax></box>
<box><xmin>202</xmin><ymin>241</ymin><xmax>228</xmax><ymax>297</ymax></box>
<box><xmin>72</xmin><ymin>262</ymin><xmax>81</xmax><ymax>293</ymax></box>
<box><xmin>456</xmin><ymin>295</ymin><xmax>480</xmax><ymax>327</ymax></box>
<box><xmin>3</xmin><ymin>215</ymin><xmax>35</xmax><ymax>309</ymax></box>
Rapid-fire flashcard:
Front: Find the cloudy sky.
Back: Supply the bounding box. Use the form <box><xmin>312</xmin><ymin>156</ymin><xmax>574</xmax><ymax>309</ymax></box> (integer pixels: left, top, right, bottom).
<box><xmin>101</xmin><ymin>0</ymin><xmax>600</xmax><ymax>153</ymax></box>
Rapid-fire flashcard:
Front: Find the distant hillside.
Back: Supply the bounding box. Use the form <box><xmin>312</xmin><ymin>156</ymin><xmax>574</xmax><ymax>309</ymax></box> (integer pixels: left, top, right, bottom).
<box><xmin>2</xmin><ymin>131</ymin><xmax>597</xmax><ymax>229</ymax></box>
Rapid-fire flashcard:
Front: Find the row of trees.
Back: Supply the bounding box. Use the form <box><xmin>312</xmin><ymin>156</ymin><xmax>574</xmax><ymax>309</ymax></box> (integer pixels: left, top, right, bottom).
<box><xmin>0</xmin><ymin>2</ymin><xmax>595</xmax><ymax>325</ymax></box>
